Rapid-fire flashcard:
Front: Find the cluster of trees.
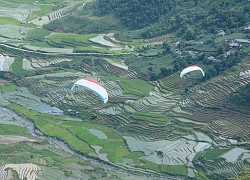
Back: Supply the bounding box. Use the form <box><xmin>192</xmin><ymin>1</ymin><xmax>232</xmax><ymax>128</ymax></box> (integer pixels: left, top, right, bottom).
<box><xmin>98</xmin><ymin>0</ymin><xmax>183</xmax><ymax>29</ymax></box>
<box><xmin>99</xmin><ymin>0</ymin><xmax>250</xmax><ymax>39</ymax></box>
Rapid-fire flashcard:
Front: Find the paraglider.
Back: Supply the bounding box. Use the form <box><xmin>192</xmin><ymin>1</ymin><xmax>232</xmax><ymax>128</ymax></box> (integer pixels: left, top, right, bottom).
<box><xmin>71</xmin><ymin>78</ymin><xmax>108</xmax><ymax>103</ymax></box>
<box><xmin>180</xmin><ymin>65</ymin><xmax>205</xmax><ymax>78</ymax></box>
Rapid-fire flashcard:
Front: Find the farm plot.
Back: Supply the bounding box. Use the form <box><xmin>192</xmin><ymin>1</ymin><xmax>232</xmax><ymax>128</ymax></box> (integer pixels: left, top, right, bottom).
<box><xmin>0</xmin><ymin>54</ymin><xmax>14</xmax><ymax>71</ymax></box>
<box><xmin>201</xmin><ymin>159</ymin><xmax>246</xmax><ymax>179</ymax></box>
<box><xmin>0</xmin><ymin>166</ymin><xmax>7</xmax><ymax>180</ymax></box>
<box><xmin>189</xmin><ymin>75</ymin><xmax>250</xmax><ymax>108</ymax></box>
<box><xmin>0</xmin><ymin>107</ymin><xmax>24</xmax><ymax>126</ymax></box>
<box><xmin>89</xmin><ymin>34</ymin><xmax>122</xmax><ymax>48</ymax></box>
<box><xmin>0</xmin><ymin>4</ymin><xmax>40</xmax><ymax>23</ymax></box>
<box><xmin>123</xmin><ymin>136</ymin><xmax>211</xmax><ymax>166</ymax></box>
<box><xmin>2</xmin><ymin>86</ymin><xmax>63</xmax><ymax>115</ymax></box>
<box><xmin>0</xmin><ymin>135</ymin><xmax>36</xmax><ymax>144</ymax></box>
<box><xmin>128</xmin><ymin>90</ymin><xmax>180</xmax><ymax>112</ymax></box>
<box><xmin>22</xmin><ymin>44</ymin><xmax>73</xmax><ymax>53</ymax></box>
<box><xmin>159</xmin><ymin>73</ymin><xmax>191</xmax><ymax>92</ymax></box>
<box><xmin>3</xmin><ymin>163</ymin><xmax>41</xmax><ymax>180</ymax></box>
<box><xmin>30</xmin><ymin>1</ymin><xmax>79</xmax><ymax>26</ymax></box>
<box><xmin>22</xmin><ymin>57</ymin><xmax>72</xmax><ymax>70</ymax></box>
<box><xmin>0</xmin><ymin>24</ymin><xmax>31</xmax><ymax>39</ymax></box>
<box><xmin>220</xmin><ymin>148</ymin><xmax>250</xmax><ymax>162</ymax></box>
<box><xmin>170</xmin><ymin>72</ymin><xmax>250</xmax><ymax>141</ymax></box>
<box><xmin>100</xmin><ymin>60</ymin><xmax>138</xmax><ymax>78</ymax></box>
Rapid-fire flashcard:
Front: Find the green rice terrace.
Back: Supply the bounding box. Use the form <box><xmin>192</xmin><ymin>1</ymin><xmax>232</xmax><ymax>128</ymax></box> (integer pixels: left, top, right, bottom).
<box><xmin>0</xmin><ymin>0</ymin><xmax>250</xmax><ymax>179</ymax></box>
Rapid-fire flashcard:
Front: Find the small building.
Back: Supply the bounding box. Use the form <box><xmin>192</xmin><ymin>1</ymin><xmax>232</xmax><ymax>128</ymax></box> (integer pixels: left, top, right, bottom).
<box><xmin>175</xmin><ymin>49</ymin><xmax>182</xmax><ymax>56</ymax></box>
<box><xmin>172</xmin><ymin>41</ymin><xmax>180</xmax><ymax>48</ymax></box>
<box><xmin>234</xmin><ymin>39</ymin><xmax>250</xmax><ymax>45</ymax></box>
<box><xmin>229</xmin><ymin>41</ymin><xmax>241</xmax><ymax>48</ymax></box>
<box><xmin>196</xmin><ymin>41</ymin><xmax>204</xmax><ymax>46</ymax></box>
<box><xmin>244</xmin><ymin>25</ymin><xmax>250</xmax><ymax>31</ymax></box>
<box><xmin>208</xmin><ymin>56</ymin><xmax>217</xmax><ymax>61</ymax></box>
<box><xmin>187</xmin><ymin>51</ymin><xmax>198</xmax><ymax>58</ymax></box>
<box><xmin>218</xmin><ymin>30</ymin><xmax>225</xmax><ymax>36</ymax></box>
<box><xmin>224</xmin><ymin>50</ymin><xmax>234</xmax><ymax>57</ymax></box>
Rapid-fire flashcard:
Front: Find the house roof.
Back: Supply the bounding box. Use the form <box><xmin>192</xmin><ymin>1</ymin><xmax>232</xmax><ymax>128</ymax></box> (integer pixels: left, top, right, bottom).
<box><xmin>234</xmin><ymin>39</ymin><xmax>250</xmax><ymax>44</ymax></box>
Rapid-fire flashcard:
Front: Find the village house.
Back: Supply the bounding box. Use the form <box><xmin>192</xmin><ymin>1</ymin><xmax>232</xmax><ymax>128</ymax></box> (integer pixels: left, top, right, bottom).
<box><xmin>244</xmin><ymin>25</ymin><xmax>250</xmax><ymax>31</ymax></box>
<box><xmin>218</xmin><ymin>30</ymin><xmax>225</xmax><ymax>36</ymax></box>
<box><xmin>187</xmin><ymin>51</ymin><xmax>198</xmax><ymax>58</ymax></box>
<box><xmin>229</xmin><ymin>40</ymin><xmax>242</xmax><ymax>48</ymax></box>
<box><xmin>208</xmin><ymin>55</ymin><xmax>217</xmax><ymax>61</ymax></box>
<box><xmin>196</xmin><ymin>41</ymin><xmax>204</xmax><ymax>46</ymax></box>
<box><xmin>234</xmin><ymin>39</ymin><xmax>250</xmax><ymax>45</ymax></box>
<box><xmin>224</xmin><ymin>50</ymin><xmax>234</xmax><ymax>57</ymax></box>
<box><xmin>175</xmin><ymin>49</ymin><xmax>182</xmax><ymax>56</ymax></box>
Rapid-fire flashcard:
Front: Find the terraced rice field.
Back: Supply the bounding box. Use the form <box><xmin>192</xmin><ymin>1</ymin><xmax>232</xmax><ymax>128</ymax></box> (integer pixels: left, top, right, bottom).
<box><xmin>0</xmin><ymin>166</ymin><xmax>7</xmax><ymax>180</ymax></box>
<box><xmin>22</xmin><ymin>57</ymin><xmax>72</xmax><ymax>70</ymax></box>
<box><xmin>3</xmin><ymin>163</ymin><xmax>41</xmax><ymax>180</ymax></box>
<box><xmin>0</xmin><ymin>54</ymin><xmax>15</xmax><ymax>71</ymax></box>
<box><xmin>168</xmin><ymin>71</ymin><xmax>250</xmax><ymax>141</ymax></box>
<box><xmin>0</xmin><ymin>4</ymin><xmax>40</xmax><ymax>22</ymax></box>
<box><xmin>124</xmin><ymin>135</ymin><xmax>211</xmax><ymax>166</ymax></box>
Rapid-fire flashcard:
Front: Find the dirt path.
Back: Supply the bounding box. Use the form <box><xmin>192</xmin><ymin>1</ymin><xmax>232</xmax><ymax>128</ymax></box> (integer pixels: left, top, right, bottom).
<box><xmin>0</xmin><ymin>135</ymin><xmax>37</xmax><ymax>144</ymax></box>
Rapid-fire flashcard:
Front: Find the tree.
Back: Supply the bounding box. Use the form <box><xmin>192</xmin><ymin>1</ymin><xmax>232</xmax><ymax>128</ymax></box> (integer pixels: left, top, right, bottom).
<box><xmin>160</xmin><ymin>67</ymin><xmax>173</xmax><ymax>77</ymax></box>
<box><xmin>184</xmin><ymin>28</ymin><xmax>196</xmax><ymax>40</ymax></box>
<box><xmin>162</xmin><ymin>41</ymin><xmax>171</xmax><ymax>53</ymax></box>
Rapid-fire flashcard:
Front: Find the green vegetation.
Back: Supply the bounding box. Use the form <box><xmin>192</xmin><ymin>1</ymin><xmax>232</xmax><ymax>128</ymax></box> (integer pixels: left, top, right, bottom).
<box><xmin>5</xmin><ymin>0</ymin><xmax>63</xmax><ymax>4</ymax></box>
<box><xmin>0</xmin><ymin>17</ymin><xmax>20</xmax><ymax>25</ymax></box>
<box><xmin>203</xmin><ymin>148</ymin><xmax>230</xmax><ymax>160</ymax></box>
<box><xmin>44</xmin><ymin>1</ymin><xmax>124</xmax><ymax>34</ymax></box>
<box><xmin>33</xmin><ymin>4</ymin><xmax>54</xmax><ymax>16</ymax></box>
<box><xmin>125</xmin><ymin>151</ymin><xmax>144</xmax><ymax>159</ymax></box>
<box><xmin>0</xmin><ymin>84</ymin><xmax>17</xmax><ymax>92</ymax></box>
<box><xmin>236</xmin><ymin>167</ymin><xmax>250</xmax><ymax>180</ymax></box>
<box><xmin>230</xmin><ymin>84</ymin><xmax>250</xmax><ymax>107</ymax></box>
<box><xmin>7</xmin><ymin>103</ymin><xmax>95</xmax><ymax>156</ymax></box>
<box><xmin>142</xmin><ymin>160</ymin><xmax>187</xmax><ymax>175</ymax></box>
<box><xmin>132</xmin><ymin>112</ymin><xmax>167</xmax><ymax>124</ymax></box>
<box><xmin>214</xmin><ymin>33</ymin><xmax>247</xmax><ymax>44</ymax></box>
<box><xmin>102</xmin><ymin>75</ymin><xmax>154</xmax><ymax>96</ymax></box>
<box><xmin>48</xmin><ymin>33</ymin><xmax>96</xmax><ymax>47</ymax></box>
<box><xmin>99</xmin><ymin>0</ymin><xmax>250</xmax><ymax>38</ymax></box>
<box><xmin>0</xmin><ymin>124</ymin><xmax>26</xmax><ymax>135</ymax></box>
<box><xmin>118</xmin><ymin>78</ymin><xmax>154</xmax><ymax>97</ymax></box>
<box><xmin>6</xmin><ymin>104</ymin><xmax>131</xmax><ymax>163</ymax></box>
<box><xmin>10</xmin><ymin>58</ymin><xmax>37</xmax><ymax>77</ymax></box>
<box><xmin>26</xmin><ymin>28</ymin><xmax>51</xmax><ymax>42</ymax></box>
<box><xmin>0</xmin><ymin>1</ymin><xmax>13</xmax><ymax>7</ymax></box>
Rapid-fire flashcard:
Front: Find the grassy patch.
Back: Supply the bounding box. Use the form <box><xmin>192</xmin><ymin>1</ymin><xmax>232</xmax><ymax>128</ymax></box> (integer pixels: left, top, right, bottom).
<box><xmin>27</xmin><ymin>148</ymin><xmax>59</xmax><ymax>157</ymax></box>
<box><xmin>62</xmin><ymin>122</ymin><xmax>130</xmax><ymax>163</ymax></box>
<box><xmin>0</xmin><ymin>124</ymin><xmax>26</xmax><ymax>135</ymax></box>
<box><xmin>142</xmin><ymin>160</ymin><xmax>187</xmax><ymax>175</ymax></box>
<box><xmin>125</xmin><ymin>151</ymin><xmax>145</xmax><ymax>159</ymax></box>
<box><xmin>33</xmin><ymin>4</ymin><xmax>54</xmax><ymax>16</ymax></box>
<box><xmin>132</xmin><ymin>111</ymin><xmax>167</xmax><ymax>124</ymax></box>
<box><xmin>0</xmin><ymin>1</ymin><xmax>13</xmax><ymax>7</ymax></box>
<box><xmin>0</xmin><ymin>84</ymin><xmax>17</xmax><ymax>92</ymax></box>
<box><xmin>48</xmin><ymin>33</ymin><xmax>96</xmax><ymax>48</ymax></box>
<box><xmin>119</xmin><ymin>78</ymin><xmax>154</xmax><ymax>97</ymax></box>
<box><xmin>0</xmin><ymin>17</ymin><xmax>20</xmax><ymax>25</ymax></box>
<box><xmin>26</xmin><ymin>28</ymin><xmax>51</xmax><ymax>41</ymax></box>
<box><xmin>10</xmin><ymin>57</ymin><xmax>37</xmax><ymax>77</ymax></box>
<box><xmin>203</xmin><ymin>148</ymin><xmax>231</xmax><ymax>160</ymax></box>
<box><xmin>102</xmin><ymin>76</ymin><xmax>154</xmax><ymax>97</ymax></box>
